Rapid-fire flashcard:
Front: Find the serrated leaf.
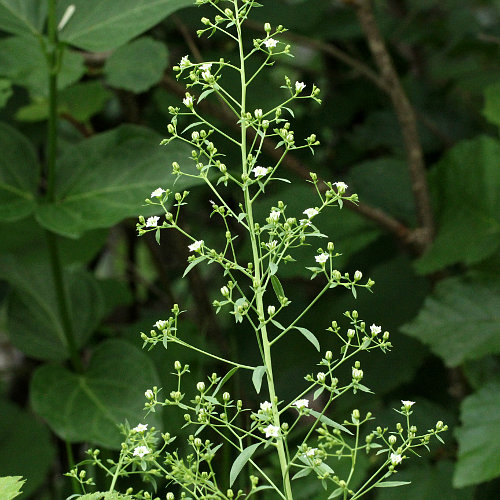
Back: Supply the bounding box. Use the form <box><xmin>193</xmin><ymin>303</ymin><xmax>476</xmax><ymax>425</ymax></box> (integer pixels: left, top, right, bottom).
<box><xmin>294</xmin><ymin>326</ymin><xmax>320</xmax><ymax>351</ymax></box>
<box><xmin>31</xmin><ymin>340</ymin><xmax>160</xmax><ymax>448</ymax></box>
<box><xmin>454</xmin><ymin>382</ymin><xmax>500</xmax><ymax>487</ymax></box>
<box><xmin>252</xmin><ymin>365</ymin><xmax>267</xmax><ymax>394</ymax></box>
<box><xmin>271</xmin><ymin>274</ymin><xmax>285</xmax><ymax>299</ymax></box>
<box><xmin>416</xmin><ymin>136</ymin><xmax>500</xmax><ymax>273</ymax></box>
<box><xmin>401</xmin><ymin>276</ymin><xmax>500</xmax><ymax>367</ymax></box>
<box><xmin>57</xmin><ymin>0</ymin><xmax>194</xmax><ymax>51</ymax></box>
<box><xmin>0</xmin><ymin>476</ymin><xmax>25</xmax><ymax>500</ymax></box>
<box><xmin>104</xmin><ymin>37</ymin><xmax>168</xmax><ymax>93</ymax></box>
<box><xmin>35</xmin><ymin>125</ymin><xmax>204</xmax><ymax>238</ymax></box>
<box><xmin>229</xmin><ymin>443</ymin><xmax>261</xmax><ymax>487</ymax></box>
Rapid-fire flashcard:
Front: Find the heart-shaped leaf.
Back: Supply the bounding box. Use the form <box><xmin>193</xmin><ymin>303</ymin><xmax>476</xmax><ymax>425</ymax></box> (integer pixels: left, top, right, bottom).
<box><xmin>57</xmin><ymin>0</ymin><xmax>194</xmax><ymax>51</ymax></box>
<box><xmin>36</xmin><ymin>125</ymin><xmax>203</xmax><ymax>238</ymax></box>
<box><xmin>0</xmin><ymin>122</ymin><xmax>39</xmax><ymax>222</ymax></box>
<box><xmin>30</xmin><ymin>339</ymin><xmax>160</xmax><ymax>448</ymax></box>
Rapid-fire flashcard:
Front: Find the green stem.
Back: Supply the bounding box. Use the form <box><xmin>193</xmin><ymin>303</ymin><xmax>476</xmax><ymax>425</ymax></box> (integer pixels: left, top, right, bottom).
<box><xmin>234</xmin><ymin>3</ymin><xmax>293</xmax><ymax>498</ymax></box>
<box><xmin>45</xmin><ymin>0</ymin><xmax>83</xmax><ymax>373</ymax></box>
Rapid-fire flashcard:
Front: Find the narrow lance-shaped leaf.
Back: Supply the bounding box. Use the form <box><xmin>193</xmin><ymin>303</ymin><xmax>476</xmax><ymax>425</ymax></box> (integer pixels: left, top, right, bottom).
<box><xmin>229</xmin><ymin>443</ymin><xmax>261</xmax><ymax>487</ymax></box>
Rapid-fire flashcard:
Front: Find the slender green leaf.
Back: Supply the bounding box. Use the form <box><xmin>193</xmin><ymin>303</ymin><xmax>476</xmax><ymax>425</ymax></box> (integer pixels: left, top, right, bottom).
<box><xmin>401</xmin><ymin>275</ymin><xmax>500</xmax><ymax>367</ymax></box>
<box><xmin>31</xmin><ymin>340</ymin><xmax>160</xmax><ymax>448</ymax></box>
<box><xmin>0</xmin><ymin>122</ymin><xmax>38</xmax><ymax>222</ymax></box>
<box><xmin>57</xmin><ymin>0</ymin><xmax>194</xmax><ymax>51</ymax></box>
<box><xmin>229</xmin><ymin>443</ymin><xmax>261</xmax><ymax>487</ymax></box>
<box><xmin>328</xmin><ymin>488</ymin><xmax>343</xmax><ymax>499</ymax></box>
<box><xmin>293</xmin><ymin>326</ymin><xmax>320</xmax><ymax>351</ymax></box>
<box><xmin>307</xmin><ymin>409</ymin><xmax>352</xmax><ymax>435</ymax></box>
<box><xmin>0</xmin><ymin>0</ymin><xmax>46</xmax><ymax>36</ymax></box>
<box><xmin>104</xmin><ymin>37</ymin><xmax>168</xmax><ymax>93</ymax></box>
<box><xmin>375</xmin><ymin>481</ymin><xmax>411</xmax><ymax>488</ymax></box>
<box><xmin>252</xmin><ymin>365</ymin><xmax>267</xmax><ymax>394</ymax></box>
<box><xmin>271</xmin><ymin>274</ymin><xmax>285</xmax><ymax>299</ymax></box>
<box><xmin>292</xmin><ymin>468</ymin><xmax>312</xmax><ymax>480</ymax></box>
<box><xmin>212</xmin><ymin>367</ymin><xmax>239</xmax><ymax>397</ymax></box>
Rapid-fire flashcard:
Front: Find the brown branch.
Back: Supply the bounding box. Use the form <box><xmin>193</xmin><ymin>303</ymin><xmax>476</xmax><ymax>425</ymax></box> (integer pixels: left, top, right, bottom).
<box><xmin>352</xmin><ymin>0</ymin><xmax>435</xmax><ymax>252</ymax></box>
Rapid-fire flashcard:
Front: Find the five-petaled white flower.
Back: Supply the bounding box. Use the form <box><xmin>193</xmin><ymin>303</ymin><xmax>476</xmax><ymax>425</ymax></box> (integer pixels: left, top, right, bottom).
<box><xmin>292</xmin><ymin>399</ymin><xmax>309</xmax><ymax>409</ymax></box>
<box><xmin>199</xmin><ymin>63</ymin><xmax>212</xmax><ymax>71</ymax></box>
<box><xmin>303</xmin><ymin>208</ymin><xmax>318</xmax><ymax>219</ymax></box>
<box><xmin>188</xmin><ymin>240</ymin><xmax>204</xmax><ymax>252</ymax></box>
<box><xmin>401</xmin><ymin>400</ymin><xmax>415</xmax><ymax>408</ymax></box>
<box><xmin>179</xmin><ymin>55</ymin><xmax>191</xmax><ymax>69</ymax></box>
<box><xmin>183</xmin><ymin>93</ymin><xmax>194</xmax><ymax>108</ymax></box>
<box><xmin>146</xmin><ymin>216</ymin><xmax>160</xmax><ymax>227</ymax></box>
<box><xmin>269</xmin><ymin>210</ymin><xmax>281</xmax><ymax>222</ymax></box>
<box><xmin>390</xmin><ymin>453</ymin><xmax>402</xmax><ymax>465</ymax></box>
<box><xmin>305</xmin><ymin>448</ymin><xmax>317</xmax><ymax>457</ymax></box>
<box><xmin>252</xmin><ymin>166</ymin><xmax>270</xmax><ymax>177</ymax></box>
<box><xmin>295</xmin><ymin>81</ymin><xmax>306</xmax><ymax>93</ymax></box>
<box><xmin>315</xmin><ymin>253</ymin><xmax>329</xmax><ymax>264</ymax></box>
<box><xmin>263</xmin><ymin>38</ymin><xmax>278</xmax><ymax>48</ymax></box>
<box><xmin>260</xmin><ymin>401</ymin><xmax>272</xmax><ymax>411</ymax></box>
<box><xmin>334</xmin><ymin>181</ymin><xmax>348</xmax><ymax>193</ymax></box>
<box><xmin>155</xmin><ymin>320</ymin><xmax>167</xmax><ymax>329</ymax></box>
<box><xmin>266</xmin><ymin>240</ymin><xmax>278</xmax><ymax>250</ymax></box>
<box><xmin>263</xmin><ymin>424</ymin><xmax>280</xmax><ymax>438</ymax></box>
<box><xmin>201</xmin><ymin>70</ymin><xmax>212</xmax><ymax>81</ymax></box>
<box><xmin>145</xmin><ymin>389</ymin><xmax>154</xmax><ymax>399</ymax></box>
<box><xmin>151</xmin><ymin>188</ymin><xmax>165</xmax><ymax>198</ymax></box>
<box><xmin>133</xmin><ymin>446</ymin><xmax>150</xmax><ymax>458</ymax></box>
<box><xmin>132</xmin><ymin>423</ymin><xmax>148</xmax><ymax>433</ymax></box>
<box><xmin>370</xmin><ymin>324</ymin><xmax>382</xmax><ymax>335</ymax></box>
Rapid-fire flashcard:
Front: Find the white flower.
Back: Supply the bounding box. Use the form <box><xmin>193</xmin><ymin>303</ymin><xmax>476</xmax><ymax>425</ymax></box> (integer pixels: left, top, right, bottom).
<box><xmin>150</xmin><ymin>188</ymin><xmax>165</xmax><ymax>198</ymax></box>
<box><xmin>179</xmin><ymin>55</ymin><xmax>191</xmax><ymax>69</ymax></box>
<box><xmin>292</xmin><ymin>399</ymin><xmax>309</xmax><ymax>409</ymax></box>
<box><xmin>299</xmin><ymin>219</ymin><xmax>311</xmax><ymax>226</ymax></box>
<box><xmin>295</xmin><ymin>81</ymin><xmax>306</xmax><ymax>93</ymax></box>
<box><xmin>155</xmin><ymin>320</ymin><xmax>167</xmax><ymax>329</ymax></box>
<box><xmin>133</xmin><ymin>446</ymin><xmax>150</xmax><ymax>458</ymax></box>
<box><xmin>334</xmin><ymin>181</ymin><xmax>348</xmax><ymax>193</ymax></box>
<box><xmin>201</xmin><ymin>70</ymin><xmax>212</xmax><ymax>81</ymax></box>
<box><xmin>315</xmin><ymin>253</ymin><xmax>329</xmax><ymax>264</ymax></box>
<box><xmin>263</xmin><ymin>424</ymin><xmax>280</xmax><ymax>438</ymax></box>
<box><xmin>199</xmin><ymin>62</ymin><xmax>212</xmax><ymax>71</ymax></box>
<box><xmin>401</xmin><ymin>400</ymin><xmax>415</xmax><ymax>408</ymax></box>
<box><xmin>269</xmin><ymin>210</ymin><xmax>281</xmax><ymax>222</ymax></box>
<box><xmin>146</xmin><ymin>216</ymin><xmax>160</xmax><ymax>227</ymax></box>
<box><xmin>370</xmin><ymin>324</ymin><xmax>382</xmax><ymax>335</ymax></box>
<box><xmin>183</xmin><ymin>93</ymin><xmax>194</xmax><ymax>108</ymax></box>
<box><xmin>260</xmin><ymin>401</ymin><xmax>272</xmax><ymax>411</ymax></box>
<box><xmin>132</xmin><ymin>423</ymin><xmax>148</xmax><ymax>433</ymax></box>
<box><xmin>305</xmin><ymin>448</ymin><xmax>317</xmax><ymax>457</ymax></box>
<box><xmin>266</xmin><ymin>240</ymin><xmax>278</xmax><ymax>250</ymax></box>
<box><xmin>263</xmin><ymin>38</ymin><xmax>278</xmax><ymax>48</ymax></box>
<box><xmin>188</xmin><ymin>240</ymin><xmax>204</xmax><ymax>252</ymax></box>
<box><xmin>145</xmin><ymin>389</ymin><xmax>154</xmax><ymax>399</ymax></box>
<box><xmin>303</xmin><ymin>208</ymin><xmax>318</xmax><ymax>219</ymax></box>
<box><xmin>252</xmin><ymin>166</ymin><xmax>270</xmax><ymax>177</ymax></box>
<box><xmin>390</xmin><ymin>453</ymin><xmax>402</xmax><ymax>465</ymax></box>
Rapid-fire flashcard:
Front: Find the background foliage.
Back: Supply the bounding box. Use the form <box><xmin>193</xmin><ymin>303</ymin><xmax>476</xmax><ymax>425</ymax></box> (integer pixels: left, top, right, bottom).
<box><xmin>0</xmin><ymin>0</ymin><xmax>499</xmax><ymax>498</ymax></box>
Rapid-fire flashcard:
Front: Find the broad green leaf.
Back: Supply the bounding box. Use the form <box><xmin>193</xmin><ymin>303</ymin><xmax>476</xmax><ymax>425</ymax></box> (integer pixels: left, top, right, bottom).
<box><xmin>416</xmin><ymin>136</ymin><xmax>500</xmax><ymax>273</ymax></box>
<box><xmin>0</xmin><ymin>476</ymin><xmax>25</xmax><ymax>500</ymax></box>
<box><xmin>0</xmin><ymin>0</ymin><xmax>46</xmax><ymax>36</ymax></box>
<box><xmin>483</xmin><ymin>82</ymin><xmax>500</xmax><ymax>129</ymax></box>
<box><xmin>36</xmin><ymin>125</ymin><xmax>203</xmax><ymax>238</ymax></box>
<box><xmin>0</xmin><ymin>400</ymin><xmax>55</xmax><ymax>497</ymax></box>
<box><xmin>401</xmin><ymin>275</ymin><xmax>500</xmax><ymax>367</ymax></box>
<box><xmin>30</xmin><ymin>339</ymin><xmax>160</xmax><ymax>448</ymax></box>
<box><xmin>0</xmin><ymin>36</ymin><xmax>85</xmax><ymax>98</ymax></box>
<box><xmin>376</xmin><ymin>461</ymin><xmax>473</xmax><ymax>500</ymax></box>
<box><xmin>58</xmin><ymin>81</ymin><xmax>113</xmax><ymax>122</ymax></box>
<box><xmin>229</xmin><ymin>443</ymin><xmax>261</xmax><ymax>487</ymax></box>
<box><xmin>104</xmin><ymin>37</ymin><xmax>168</xmax><ymax>94</ymax></box>
<box><xmin>0</xmin><ymin>122</ymin><xmax>38</xmax><ymax>222</ymax></box>
<box><xmin>454</xmin><ymin>382</ymin><xmax>500</xmax><ymax>487</ymax></box>
<box><xmin>293</xmin><ymin>326</ymin><xmax>320</xmax><ymax>351</ymax></box>
<box><xmin>0</xmin><ymin>255</ymin><xmax>104</xmax><ymax>360</ymax></box>
<box><xmin>252</xmin><ymin>365</ymin><xmax>267</xmax><ymax>394</ymax></box>
<box><xmin>57</xmin><ymin>0</ymin><xmax>194</xmax><ymax>51</ymax></box>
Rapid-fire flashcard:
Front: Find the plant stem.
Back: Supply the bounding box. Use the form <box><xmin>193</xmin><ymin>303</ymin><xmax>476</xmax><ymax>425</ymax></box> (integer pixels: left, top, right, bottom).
<box><xmin>234</xmin><ymin>3</ymin><xmax>293</xmax><ymax>498</ymax></box>
<box><xmin>45</xmin><ymin>0</ymin><xmax>83</xmax><ymax>373</ymax></box>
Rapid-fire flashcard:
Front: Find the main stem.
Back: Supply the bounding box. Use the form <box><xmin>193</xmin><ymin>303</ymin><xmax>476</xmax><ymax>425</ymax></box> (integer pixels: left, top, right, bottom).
<box><xmin>45</xmin><ymin>0</ymin><xmax>83</xmax><ymax>373</ymax></box>
<box><xmin>234</xmin><ymin>5</ymin><xmax>293</xmax><ymax>498</ymax></box>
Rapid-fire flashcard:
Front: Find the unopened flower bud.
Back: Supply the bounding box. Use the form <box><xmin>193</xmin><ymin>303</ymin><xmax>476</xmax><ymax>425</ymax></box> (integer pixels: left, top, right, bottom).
<box><xmin>167</xmin><ymin>124</ymin><xmax>175</xmax><ymax>134</ymax></box>
<box><xmin>196</xmin><ymin>381</ymin><xmax>205</xmax><ymax>392</ymax></box>
<box><xmin>327</xmin><ymin>241</ymin><xmax>334</xmax><ymax>253</ymax></box>
<box><xmin>174</xmin><ymin>360</ymin><xmax>182</xmax><ymax>371</ymax></box>
<box><xmin>268</xmin><ymin>305</ymin><xmax>276</xmax><ymax>316</ymax></box>
<box><xmin>388</xmin><ymin>435</ymin><xmax>397</xmax><ymax>445</ymax></box>
<box><xmin>325</xmin><ymin>350</ymin><xmax>333</xmax><ymax>361</ymax></box>
<box><xmin>223</xmin><ymin>392</ymin><xmax>230</xmax><ymax>402</ymax></box>
<box><xmin>354</xmin><ymin>270</ymin><xmax>363</xmax><ymax>281</ymax></box>
<box><xmin>264</xmin><ymin>22</ymin><xmax>271</xmax><ymax>33</ymax></box>
<box><xmin>317</xmin><ymin>372</ymin><xmax>326</xmax><ymax>383</ymax></box>
<box><xmin>201</xmin><ymin>17</ymin><xmax>210</xmax><ymax>25</ymax></box>
<box><xmin>221</xmin><ymin>286</ymin><xmax>229</xmax><ymax>297</ymax></box>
